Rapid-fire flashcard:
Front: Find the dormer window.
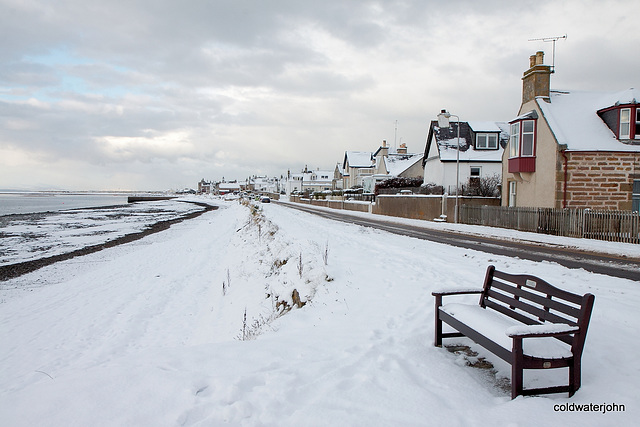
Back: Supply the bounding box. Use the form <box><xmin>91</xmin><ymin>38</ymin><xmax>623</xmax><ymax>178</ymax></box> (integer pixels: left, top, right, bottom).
<box><xmin>598</xmin><ymin>104</ymin><xmax>639</xmax><ymax>140</ymax></box>
<box><xmin>476</xmin><ymin>133</ymin><xmax>498</xmax><ymax>149</ymax></box>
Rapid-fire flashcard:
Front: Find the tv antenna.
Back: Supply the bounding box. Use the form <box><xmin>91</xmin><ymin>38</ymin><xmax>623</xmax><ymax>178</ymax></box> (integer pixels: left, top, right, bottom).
<box><xmin>528</xmin><ymin>34</ymin><xmax>567</xmax><ymax>73</ymax></box>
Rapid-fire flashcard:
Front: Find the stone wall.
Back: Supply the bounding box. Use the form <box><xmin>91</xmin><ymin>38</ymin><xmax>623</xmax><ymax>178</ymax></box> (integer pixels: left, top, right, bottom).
<box><xmin>561</xmin><ymin>152</ymin><xmax>640</xmax><ymax>210</ymax></box>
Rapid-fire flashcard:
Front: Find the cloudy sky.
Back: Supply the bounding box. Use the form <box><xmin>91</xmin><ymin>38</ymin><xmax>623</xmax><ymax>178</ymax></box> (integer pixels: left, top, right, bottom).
<box><xmin>1</xmin><ymin>0</ymin><xmax>638</xmax><ymax>191</ymax></box>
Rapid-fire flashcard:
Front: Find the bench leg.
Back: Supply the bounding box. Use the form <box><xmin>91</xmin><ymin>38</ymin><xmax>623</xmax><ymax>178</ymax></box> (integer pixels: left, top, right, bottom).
<box><xmin>511</xmin><ymin>338</ymin><xmax>524</xmax><ymax>399</ymax></box>
<box><xmin>569</xmin><ymin>357</ymin><xmax>581</xmax><ymax>397</ymax></box>
<box><xmin>434</xmin><ymin>295</ymin><xmax>442</xmax><ymax>347</ymax></box>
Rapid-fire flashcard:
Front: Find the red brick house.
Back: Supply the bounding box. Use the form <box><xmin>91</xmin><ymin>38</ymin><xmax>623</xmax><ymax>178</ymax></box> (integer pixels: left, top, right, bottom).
<box><xmin>502</xmin><ymin>51</ymin><xmax>640</xmax><ymax>211</ymax></box>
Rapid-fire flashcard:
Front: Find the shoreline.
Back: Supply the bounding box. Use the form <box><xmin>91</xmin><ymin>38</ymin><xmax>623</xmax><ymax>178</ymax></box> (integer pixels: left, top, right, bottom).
<box><xmin>0</xmin><ymin>201</ymin><xmax>217</xmax><ymax>282</ymax></box>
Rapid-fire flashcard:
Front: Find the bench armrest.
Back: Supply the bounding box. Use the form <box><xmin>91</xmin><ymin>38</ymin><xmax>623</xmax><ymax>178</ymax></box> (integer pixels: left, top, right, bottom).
<box><xmin>432</xmin><ymin>288</ymin><xmax>482</xmax><ymax>297</ymax></box>
<box><xmin>506</xmin><ymin>323</ymin><xmax>579</xmax><ymax>338</ymax></box>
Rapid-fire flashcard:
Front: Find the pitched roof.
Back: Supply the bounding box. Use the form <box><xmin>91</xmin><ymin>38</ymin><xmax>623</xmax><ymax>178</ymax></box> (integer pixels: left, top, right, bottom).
<box><xmin>344</xmin><ymin>151</ymin><xmax>373</xmax><ymax>168</ymax></box>
<box><xmin>424</xmin><ymin>120</ymin><xmax>508</xmax><ymax>163</ymax></box>
<box><xmin>383</xmin><ymin>153</ymin><xmax>423</xmax><ymax>175</ymax></box>
<box><xmin>533</xmin><ymin>88</ymin><xmax>640</xmax><ymax>152</ymax></box>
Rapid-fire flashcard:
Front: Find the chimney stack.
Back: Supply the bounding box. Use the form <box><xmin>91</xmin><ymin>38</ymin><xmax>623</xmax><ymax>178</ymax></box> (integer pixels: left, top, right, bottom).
<box><xmin>522</xmin><ymin>51</ymin><xmax>552</xmax><ymax>104</ymax></box>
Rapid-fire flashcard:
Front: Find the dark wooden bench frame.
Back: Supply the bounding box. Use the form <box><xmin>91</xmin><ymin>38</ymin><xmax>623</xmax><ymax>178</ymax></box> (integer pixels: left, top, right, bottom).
<box><xmin>433</xmin><ymin>265</ymin><xmax>595</xmax><ymax>399</ymax></box>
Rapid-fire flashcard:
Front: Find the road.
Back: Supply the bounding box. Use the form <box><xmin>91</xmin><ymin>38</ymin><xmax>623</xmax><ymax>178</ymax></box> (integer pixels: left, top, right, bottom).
<box><xmin>278</xmin><ymin>201</ymin><xmax>640</xmax><ymax>282</ymax></box>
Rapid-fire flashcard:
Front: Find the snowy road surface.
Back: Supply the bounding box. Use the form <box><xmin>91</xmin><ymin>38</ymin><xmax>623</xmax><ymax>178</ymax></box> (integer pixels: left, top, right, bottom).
<box><xmin>0</xmin><ymin>198</ymin><xmax>637</xmax><ymax>426</ymax></box>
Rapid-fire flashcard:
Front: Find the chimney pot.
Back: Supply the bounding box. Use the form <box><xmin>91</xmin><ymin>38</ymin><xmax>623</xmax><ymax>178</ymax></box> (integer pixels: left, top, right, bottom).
<box><xmin>536</xmin><ymin>51</ymin><xmax>544</xmax><ymax>65</ymax></box>
<box><xmin>529</xmin><ymin>55</ymin><xmax>536</xmax><ymax>68</ymax></box>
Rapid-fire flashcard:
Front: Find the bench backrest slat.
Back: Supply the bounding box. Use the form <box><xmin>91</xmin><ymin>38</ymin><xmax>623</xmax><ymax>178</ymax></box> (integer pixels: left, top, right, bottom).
<box><xmin>490</xmin><ymin>279</ymin><xmax>582</xmax><ymax>319</ymax></box>
<box><xmin>486</xmin><ymin>288</ymin><xmax>578</xmax><ymax>326</ymax></box>
<box><xmin>484</xmin><ymin>299</ymin><xmax>540</xmax><ymax>326</ymax></box>
<box><xmin>493</xmin><ymin>270</ymin><xmax>584</xmax><ymax>305</ymax></box>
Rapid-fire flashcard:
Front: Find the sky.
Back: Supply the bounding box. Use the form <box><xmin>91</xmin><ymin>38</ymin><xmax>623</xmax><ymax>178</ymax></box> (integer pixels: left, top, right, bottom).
<box><xmin>1</xmin><ymin>0</ymin><xmax>639</xmax><ymax>191</ymax></box>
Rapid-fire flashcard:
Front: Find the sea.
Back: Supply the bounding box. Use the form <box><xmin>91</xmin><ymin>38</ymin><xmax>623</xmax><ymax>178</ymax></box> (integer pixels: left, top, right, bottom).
<box><xmin>0</xmin><ymin>193</ymin><xmax>131</xmax><ymax>216</ymax></box>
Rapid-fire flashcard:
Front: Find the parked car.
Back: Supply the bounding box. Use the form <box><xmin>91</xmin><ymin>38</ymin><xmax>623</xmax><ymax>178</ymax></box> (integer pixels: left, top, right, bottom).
<box><xmin>260</xmin><ymin>196</ymin><xmax>271</xmax><ymax>203</ymax></box>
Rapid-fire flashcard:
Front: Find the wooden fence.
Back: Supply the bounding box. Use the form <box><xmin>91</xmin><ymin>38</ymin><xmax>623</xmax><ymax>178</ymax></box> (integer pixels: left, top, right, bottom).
<box><xmin>460</xmin><ymin>205</ymin><xmax>640</xmax><ymax>244</ymax></box>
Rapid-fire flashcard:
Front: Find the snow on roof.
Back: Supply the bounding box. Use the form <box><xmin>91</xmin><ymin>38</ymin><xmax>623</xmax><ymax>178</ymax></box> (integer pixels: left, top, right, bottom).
<box><xmin>467</xmin><ymin>121</ymin><xmax>502</xmax><ymax>132</ymax></box>
<box><xmin>219</xmin><ymin>182</ymin><xmax>241</xmax><ymax>189</ymax></box>
<box><xmin>535</xmin><ymin>88</ymin><xmax>640</xmax><ymax>152</ymax></box>
<box><xmin>384</xmin><ymin>153</ymin><xmax>423</xmax><ymax>175</ymax></box>
<box><xmin>433</xmin><ymin>122</ymin><xmax>506</xmax><ymax>162</ymax></box>
<box><xmin>345</xmin><ymin>151</ymin><xmax>373</xmax><ymax>167</ymax></box>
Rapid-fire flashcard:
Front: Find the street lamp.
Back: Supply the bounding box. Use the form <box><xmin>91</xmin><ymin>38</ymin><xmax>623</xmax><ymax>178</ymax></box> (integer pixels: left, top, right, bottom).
<box><xmin>437</xmin><ymin>109</ymin><xmax>460</xmax><ymax>223</ymax></box>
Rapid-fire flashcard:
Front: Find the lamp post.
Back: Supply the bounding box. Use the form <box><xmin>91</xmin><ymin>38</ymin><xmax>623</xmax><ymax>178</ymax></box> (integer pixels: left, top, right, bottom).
<box><xmin>437</xmin><ymin>109</ymin><xmax>460</xmax><ymax>223</ymax></box>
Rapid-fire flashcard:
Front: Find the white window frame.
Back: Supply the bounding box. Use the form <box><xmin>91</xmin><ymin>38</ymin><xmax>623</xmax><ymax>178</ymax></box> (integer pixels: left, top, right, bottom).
<box><xmin>508</xmin><ymin>181</ymin><xmax>517</xmax><ymax>207</ymax></box>
<box><xmin>620</xmin><ymin>108</ymin><xmax>631</xmax><ymax>139</ymax></box>
<box><xmin>476</xmin><ymin>133</ymin><xmax>498</xmax><ymax>150</ymax></box>
<box><xmin>470</xmin><ymin>166</ymin><xmax>481</xmax><ymax>177</ymax></box>
<box><xmin>509</xmin><ymin>123</ymin><xmax>520</xmax><ymax>158</ymax></box>
<box><xmin>521</xmin><ymin>120</ymin><xmax>535</xmax><ymax>157</ymax></box>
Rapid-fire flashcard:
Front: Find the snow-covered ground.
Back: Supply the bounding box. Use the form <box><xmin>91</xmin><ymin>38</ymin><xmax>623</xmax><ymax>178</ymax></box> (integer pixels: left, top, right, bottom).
<box><xmin>0</xmin><ymin>197</ymin><xmax>637</xmax><ymax>426</ymax></box>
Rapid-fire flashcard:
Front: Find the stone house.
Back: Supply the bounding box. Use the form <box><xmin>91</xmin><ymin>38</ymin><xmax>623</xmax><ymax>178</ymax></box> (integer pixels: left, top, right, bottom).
<box><xmin>502</xmin><ymin>51</ymin><xmax>640</xmax><ymax>211</ymax></box>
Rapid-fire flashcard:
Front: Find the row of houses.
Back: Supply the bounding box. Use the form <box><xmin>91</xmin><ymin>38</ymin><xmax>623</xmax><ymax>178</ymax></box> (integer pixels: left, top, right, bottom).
<box><xmin>199</xmin><ymin>51</ymin><xmax>639</xmax><ymax>213</ymax></box>
<box><xmin>427</xmin><ymin>50</ymin><xmax>639</xmax><ymax>212</ymax></box>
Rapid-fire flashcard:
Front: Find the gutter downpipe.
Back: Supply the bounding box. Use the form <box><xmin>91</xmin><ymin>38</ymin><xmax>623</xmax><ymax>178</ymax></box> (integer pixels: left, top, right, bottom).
<box><xmin>561</xmin><ymin>148</ymin><xmax>568</xmax><ymax>209</ymax></box>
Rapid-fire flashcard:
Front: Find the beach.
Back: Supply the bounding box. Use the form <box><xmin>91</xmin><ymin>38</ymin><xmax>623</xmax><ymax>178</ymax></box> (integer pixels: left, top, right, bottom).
<box><xmin>0</xmin><ymin>198</ymin><xmax>215</xmax><ymax>281</ymax></box>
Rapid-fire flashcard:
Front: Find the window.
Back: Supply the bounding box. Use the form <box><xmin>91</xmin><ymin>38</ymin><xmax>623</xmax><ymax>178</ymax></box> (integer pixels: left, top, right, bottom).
<box><xmin>476</xmin><ymin>133</ymin><xmax>498</xmax><ymax>149</ymax></box>
<box><xmin>509</xmin><ymin>181</ymin><xmax>517</xmax><ymax>207</ymax></box>
<box><xmin>470</xmin><ymin>166</ymin><xmax>481</xmax><ymax>177</ymax></box>
<box><xmin>521</xmin><ymin>120</ymin><xmax>535</xmax><ymax>156</ymax></box>
<box><xmin>636</xmin><ymin>109</ymin><xmax>640</xmax><ymax>139</ymax></box>
<box><xmin>633</xmin><ymin>180</ymin><xmax>640</xmax><ymax>212</ymax></box>
<box><xmin>509</xmin><ymin>123</ymin><xmax>520</xmax><ymax>157</ymax></box>
<box><xmin>620</xmin><ymin>108</ymin><xmax>631</xmax><ymax>139</ymax></box>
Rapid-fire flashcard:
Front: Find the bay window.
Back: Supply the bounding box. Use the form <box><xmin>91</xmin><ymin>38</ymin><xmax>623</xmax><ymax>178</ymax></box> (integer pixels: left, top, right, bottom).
<box><xmin>508</xmin><ymin>118</ymin><xmax>536</xmax><ymax>173</ymax></box>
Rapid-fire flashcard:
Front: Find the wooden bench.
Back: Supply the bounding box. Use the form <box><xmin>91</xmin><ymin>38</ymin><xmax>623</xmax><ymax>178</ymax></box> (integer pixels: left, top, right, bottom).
<box><xmin>432</xmin><ymin>265</ymin><xmax>595</xmax><ymax>399</ymax></box>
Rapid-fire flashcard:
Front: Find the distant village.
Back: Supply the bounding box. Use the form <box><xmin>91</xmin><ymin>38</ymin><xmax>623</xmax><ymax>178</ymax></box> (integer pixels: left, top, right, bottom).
<box><xmin>195</xmin><ymin>52</ymin><xmax>640</xmax><ymax>221</ymax></box>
